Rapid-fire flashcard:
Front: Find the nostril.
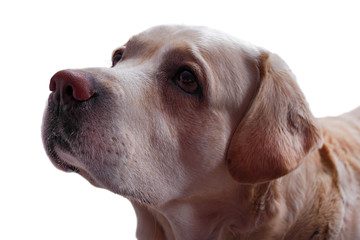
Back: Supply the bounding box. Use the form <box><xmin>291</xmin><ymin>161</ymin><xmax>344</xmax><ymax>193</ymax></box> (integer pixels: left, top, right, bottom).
<box><xmin>49</xmin><ymin>69</ymin><xmax>95</xmax><ymax>105</ymax></box>
<box><xmin>65</xmin><ymin>86</ymin><xmax>73</xmax><ymax>97</ymax></box>
<box><xmin>60</xmin><ymin>85</ymin><xmax>75</xmax><ymax>104</ymax></box>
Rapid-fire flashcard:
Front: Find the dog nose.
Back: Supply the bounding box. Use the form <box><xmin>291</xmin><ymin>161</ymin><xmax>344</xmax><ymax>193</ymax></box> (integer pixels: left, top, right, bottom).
<box><xmin>50</xmin><ymin>69</ymin><xmax>95</xmax><ymax>104</ymax></box>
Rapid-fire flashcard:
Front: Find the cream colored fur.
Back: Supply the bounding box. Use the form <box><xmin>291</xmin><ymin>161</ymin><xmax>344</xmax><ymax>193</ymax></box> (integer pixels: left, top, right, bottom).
<box><xmin>42</xmin><ymin>25</ymin><xmax>360</xmax><ymax>239</ymax></box>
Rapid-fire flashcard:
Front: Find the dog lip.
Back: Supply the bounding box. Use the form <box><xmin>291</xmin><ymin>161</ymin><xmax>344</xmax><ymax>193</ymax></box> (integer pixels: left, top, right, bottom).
<box><xmin>44</xmin><ymin>135</ymin><xmax>80</xmax><ymax>173</ymax></box>
<box><xmin>48</xmin><ymin>148</ymin><xmax>80</xmax><ymax>173</ymax></box>
<box><xmin>55</xmin><ymin>160</ymin><xmax>79</xmax><ymax>173</ymax></box>
<box><xmin>51</xmin><ymin>145</ymin><xmax>104</xmax><ymax>188</ymax></box>
<box><xmin>53</xmin><ymin>145</ymin><xmax>84</xmax><ymax>172</ymax></box>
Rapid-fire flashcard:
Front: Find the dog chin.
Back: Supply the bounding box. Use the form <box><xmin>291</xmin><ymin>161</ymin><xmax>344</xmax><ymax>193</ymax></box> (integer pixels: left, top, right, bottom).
<box><xmin>47</xmin><ymin>143</ymin><xmax>103</xmax><ymax>188</ymax></box>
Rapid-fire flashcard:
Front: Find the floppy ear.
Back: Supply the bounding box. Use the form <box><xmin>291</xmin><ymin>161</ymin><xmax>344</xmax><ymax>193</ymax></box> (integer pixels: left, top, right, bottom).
<box><xmin>227</xmin><ymin>50</ymin><xmax>323</xmax><ymax>184</ymax></box>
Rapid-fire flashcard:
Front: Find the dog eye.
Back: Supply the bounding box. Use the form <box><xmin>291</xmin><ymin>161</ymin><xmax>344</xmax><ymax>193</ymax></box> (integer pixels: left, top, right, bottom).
<box><xmin>112</xmin><ymin>50</ymin><xmax>123</xmax><ymax>67</ymax></box>
<box><xmin>176</xmin><ymin>70</ymin><xmax>199</xmax><ymax>94</ymax></box>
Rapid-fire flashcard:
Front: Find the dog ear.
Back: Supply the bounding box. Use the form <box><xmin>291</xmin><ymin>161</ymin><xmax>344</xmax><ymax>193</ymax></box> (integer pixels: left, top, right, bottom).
<box><xmin>227</xmin><ymin>51</ymin><xmax>323</xmax><ymax>184</ymax></box>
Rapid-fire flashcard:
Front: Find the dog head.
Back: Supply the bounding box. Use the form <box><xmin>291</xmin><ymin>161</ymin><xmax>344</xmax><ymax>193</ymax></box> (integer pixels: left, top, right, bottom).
<box><xmin>42</xmin><ymin>25</ymin><xmax>322</xmax><ymax>206</ymax></box>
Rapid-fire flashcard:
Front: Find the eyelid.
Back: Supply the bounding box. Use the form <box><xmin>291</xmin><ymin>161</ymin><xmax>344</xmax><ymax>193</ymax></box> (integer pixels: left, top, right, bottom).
<box><xmin>111</xmin><ymin>47</ymin><xmax>126</xmax><ymax>66</ymax></box>
<box><xmin>112</xmin><ymin>46</ymin><xmax>126</xmax><ymax>57</ymax></box>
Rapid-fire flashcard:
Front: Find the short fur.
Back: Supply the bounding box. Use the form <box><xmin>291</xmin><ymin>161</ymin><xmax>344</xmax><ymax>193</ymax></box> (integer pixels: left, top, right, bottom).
<box><xmin>42</xmin><ymin>25</ymin><xmax>360</xmax><ymax>239</ymax></box>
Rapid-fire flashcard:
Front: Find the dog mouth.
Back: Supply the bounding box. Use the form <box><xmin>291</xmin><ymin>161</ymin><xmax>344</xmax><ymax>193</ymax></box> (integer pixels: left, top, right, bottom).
<box><xmin>42</xmin><ymin>93</ymin><xmax>88</xmax><ymax>173</ymax></box>
<box><xmin>46</xmin><ymin>136</ymin><xmax>103</xmax><ymax>187</ymax></box>
<box><xmin>42</xmin><ymin>87</ymin><xmax>121</xmax><ymax>190</ymax></box>
<box><xmin>46</xmin><ymin>136</ymin><xmax>80</xmax><ymax>173</ymax></box>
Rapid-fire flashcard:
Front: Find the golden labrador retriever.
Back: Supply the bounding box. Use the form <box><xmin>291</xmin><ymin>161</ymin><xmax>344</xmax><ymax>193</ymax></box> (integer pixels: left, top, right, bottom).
<box><xmin>42</xmin><ymin>25</ymin><xmax>360</xmax><ymax>239</ymax></box>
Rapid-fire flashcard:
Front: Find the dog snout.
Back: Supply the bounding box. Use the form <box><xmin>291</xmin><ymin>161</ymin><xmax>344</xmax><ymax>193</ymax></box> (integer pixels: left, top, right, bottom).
<box><xmin>49</xmin><ymin>69</ymin><xmax>96</xmax><ymax>105</ymax></box>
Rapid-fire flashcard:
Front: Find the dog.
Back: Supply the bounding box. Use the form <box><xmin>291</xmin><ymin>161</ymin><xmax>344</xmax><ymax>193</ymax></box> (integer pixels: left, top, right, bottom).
<box><xmin>42</xmin><ymin>25</ymin><xmax>360</xmax><ymax>239</ymax></box>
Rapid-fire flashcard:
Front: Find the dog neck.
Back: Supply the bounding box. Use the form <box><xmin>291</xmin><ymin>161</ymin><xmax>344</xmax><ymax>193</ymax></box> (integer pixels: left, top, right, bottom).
<box><xmin>129</xmin><ymin>149</ymin><xmax>341</xmax><ymax>240</ymax></box>
<box><xmin>131</xmin><ymin>180</ymin><xmax>290</xmax><ymax>239</ymax></box>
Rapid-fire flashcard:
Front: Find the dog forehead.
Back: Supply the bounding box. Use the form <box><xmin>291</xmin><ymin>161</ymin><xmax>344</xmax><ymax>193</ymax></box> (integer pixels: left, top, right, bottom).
<box><xmin>137</xmin><ymin>25</ymin><xmax>210</xmax><ymax>42</ymax></box>
<box><xmin>125</xmin><ymin>26</ymin><xmax>243</xmax><ymax>56</ymax></box>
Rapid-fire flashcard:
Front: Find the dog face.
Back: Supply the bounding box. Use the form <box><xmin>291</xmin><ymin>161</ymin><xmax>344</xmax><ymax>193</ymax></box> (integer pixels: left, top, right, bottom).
<box><xmin>42</xmin><ymin>25</ymin><xmax>321</xmax><ymax>206</ymax></box>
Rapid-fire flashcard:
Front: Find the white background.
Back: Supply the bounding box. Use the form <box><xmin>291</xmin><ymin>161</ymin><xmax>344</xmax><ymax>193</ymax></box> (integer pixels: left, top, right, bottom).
<box><xmin>1</xmin><ymin>0</ymin><xmax>359</xmax><ymax>239</ymax></box>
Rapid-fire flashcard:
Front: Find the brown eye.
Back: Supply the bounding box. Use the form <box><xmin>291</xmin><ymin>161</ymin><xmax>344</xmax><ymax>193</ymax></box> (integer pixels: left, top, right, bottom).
<box><xmin>176</xmin><ymin>70</ymin><xmax>199</xmax><ymax>94</ymax></box>
<box><xmin>112</xmin><ymin>49</ymin><xmax>123</xmax><ymax>67</ymax></box>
